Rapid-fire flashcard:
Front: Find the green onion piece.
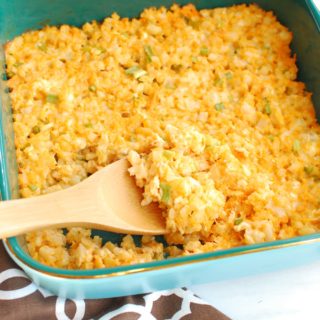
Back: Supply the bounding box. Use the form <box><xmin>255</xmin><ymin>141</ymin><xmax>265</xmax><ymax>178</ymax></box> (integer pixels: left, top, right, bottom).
<box><xmin>89</xmin><ymin>85</ymin><xmax>97</xmax><ymax>92</ymax></box>
<box><xmin>160</xmin><ymin>183</ymin><xmax>171</xmax><ymax>204</ymax></box>
<box><xmin>234</xmin><ymin>217</ymin><xmax>243</xmax><ymax>225</ymax></box>
<box><xmin>84</xmin><ymin>123</ymin><xmax>93</xmax><ymax>128</ymax></box>
<box><xmin>264</xmin><ymin>101</ymin><xmax>271</xmax><ymax>115</ymax></box>
<box><xmin>185</xmin><ymin>17</ymin><xmax>201</xmax><ymax>29</ymax></box>
<box><xmin>225</xmin><ymin>72</ymin><xmax>233</xmax><ymax>79</ymax></box>
<box><xmin>121</xmin><ymin>32</ymin><xmax>129</xmax><ymax>38</ymax></box>
<box><xmin>37</xmin><ymin>43</ymin><xmax>47</xmax><ymax>52</ymax></box>
<box><xmin>97</xmin><ymin>47</ymin><xmax>106</xmax><ymax>54</ymax></box>
<box><xmin>165</xmin><ymin>82</ymin><xmax>175</xmax><ymax>90</ymax></box>
<box><xmin>125</xmin><ymin>66</ymin><xmax>147</xmax><ymax>79</ymax></box>
<box><xmin>191</xmin><ymin>56</ymin><xmax>199</xmax><ymax>63</ymax></box>
<box><xmin>6</xmin><ymin>71</ymin><xmax>15</xmax><ymax>78</ymax></box>
<box><xmin>82</xmin><ymin>46</ymin><xmax>91</xmax><ymax>53</ymax></box>
<box><xmin>292</xmin><ymin>139</ymin><xmax>300</xmax><ymax>153</ymax></box>
<box><xmin>125</xmin><ymin>66</ymin><xmax>141</xmax><ymax>76</ymax></box>
<box><xmin>200</xmin><ymin>47</ymin><xmax>209</xmax><ymax>56</ymax></box>
<box><xmin>304</xmin><ymin>166</ymin><xmax>314</xmax><ymax>175</ymax></box>
<box><xmin>163</xmin><ymin>150</ymin><xmax>174</xmax><ymax>159</ymax></box>
<box><xmin>28</xmin><ymin>184</ymin><xmax>38</xmax><ymax>192</ymax></box>
<box><xmin>214</xmin><ymin>77</ymin><xmax>223</xmax><ymax>86</ymax></box>
<box><xmin>217</xmin><ymin>21</ymin><xmax>224</xmax><ymax>29</ymax></box>
<box><xmin>13</xmin><ymin>62</ymin><xmax>23</xmax><ymax>68</ymax></box>
<box><xmin>125</xmin><ymin>66</ymin><xmax>139</xmax><ymax>75</ymax></box>
<box><xmin>32</xmin><ymin>125</ymin><xmax>40</xmax><ymax>134</ymax></box>
<box><xmin>268</xmin><ymin>135</ymin><xmax>275</xmax><ymax>142</ymax></box>
<box><xmin>133</xmin><ymin>69</ymin><xmax>147</xmax><ymax>79</ymax></box>
<box><xmin>46</xmin><ymin>94</ymin><xmax>59</xmax><ymax>104</ymax></box>
<box><xmin>215</xmin><ymin>102</ymin><xmax>225</xmax><ymax>112</ymax></box>
<box><xmin>171</xmin><ymin>64</ymin><xmax>183</xmax><ymax>72</ymax></box>
<box><xmin>144</xmin><ymin>45</ymin><xmax>154</xmax><ymax>63</ymax></box>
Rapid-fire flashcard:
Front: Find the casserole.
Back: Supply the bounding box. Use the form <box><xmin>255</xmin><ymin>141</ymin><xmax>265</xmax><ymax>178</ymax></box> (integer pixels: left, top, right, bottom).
<box><xmin>0</xmin><ymin>0</ymin><xmax>320</xmax><ymax>298</ymax></box>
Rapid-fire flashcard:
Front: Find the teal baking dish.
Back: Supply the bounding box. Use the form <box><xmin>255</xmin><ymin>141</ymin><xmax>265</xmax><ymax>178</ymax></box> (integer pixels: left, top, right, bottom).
<box><xmin>1</xmin><ymin>0</ymin><xmax>320</xmax><ymax>299</ymax></box>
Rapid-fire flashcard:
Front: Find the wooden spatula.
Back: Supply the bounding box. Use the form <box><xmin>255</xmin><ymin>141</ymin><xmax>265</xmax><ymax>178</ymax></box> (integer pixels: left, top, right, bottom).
<box><xmin>0</xmin><ymin>159</ymin><xmax>166</xmax><ymax>239</ymax></box>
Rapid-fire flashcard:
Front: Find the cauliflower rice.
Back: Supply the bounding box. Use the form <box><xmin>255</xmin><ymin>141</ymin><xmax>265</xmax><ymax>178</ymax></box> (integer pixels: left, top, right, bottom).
<box><xmin>5</xmin><ymin>4</ymin><xmax>320</xmax><ymax>269</ymax></box>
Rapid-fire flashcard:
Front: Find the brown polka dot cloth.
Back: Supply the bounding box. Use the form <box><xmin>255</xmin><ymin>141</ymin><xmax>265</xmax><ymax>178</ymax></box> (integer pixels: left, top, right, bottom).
<box><xmin>0</xmin><ymin>243</ymin><xmax>231</xmax><ymax>319</ymax></box>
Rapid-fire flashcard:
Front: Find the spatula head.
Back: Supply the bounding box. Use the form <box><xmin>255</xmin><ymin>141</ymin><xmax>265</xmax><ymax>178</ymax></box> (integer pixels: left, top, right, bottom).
<box><xmin>84</xmin><ymin>159</ymin><xmax>167</xmax><ymax>235</ymax></box>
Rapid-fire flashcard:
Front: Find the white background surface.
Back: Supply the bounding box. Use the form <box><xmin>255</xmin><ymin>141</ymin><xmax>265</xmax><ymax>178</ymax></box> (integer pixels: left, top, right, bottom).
<box><xmin>191</xmin><ymin>260</ymin><xmax>320</xmax><ymax>320</ymax></box>
<box><xmin>191</xmin><ymin>2</ymin><xmax>320</xmax><ymax>318</ymax></box>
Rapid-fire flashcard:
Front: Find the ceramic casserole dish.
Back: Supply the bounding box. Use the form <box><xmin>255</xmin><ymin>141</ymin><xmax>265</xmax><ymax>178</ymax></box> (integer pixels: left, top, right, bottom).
<box><xmin>0</xmin><ymin>0</ymin><xmax>320</xmax><ymax>299</ymax></box>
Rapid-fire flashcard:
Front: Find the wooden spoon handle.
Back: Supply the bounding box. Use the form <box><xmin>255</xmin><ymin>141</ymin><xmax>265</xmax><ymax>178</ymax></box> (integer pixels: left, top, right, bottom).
<box><xmin>0</xmin><ymin>186</ymin><xmax>95</xmax><ymax>238</ymax></box>
<box><xmin>0</xmin><ymin>185</ymin><xmax>151</xmax><ymax>238</ymax></box>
